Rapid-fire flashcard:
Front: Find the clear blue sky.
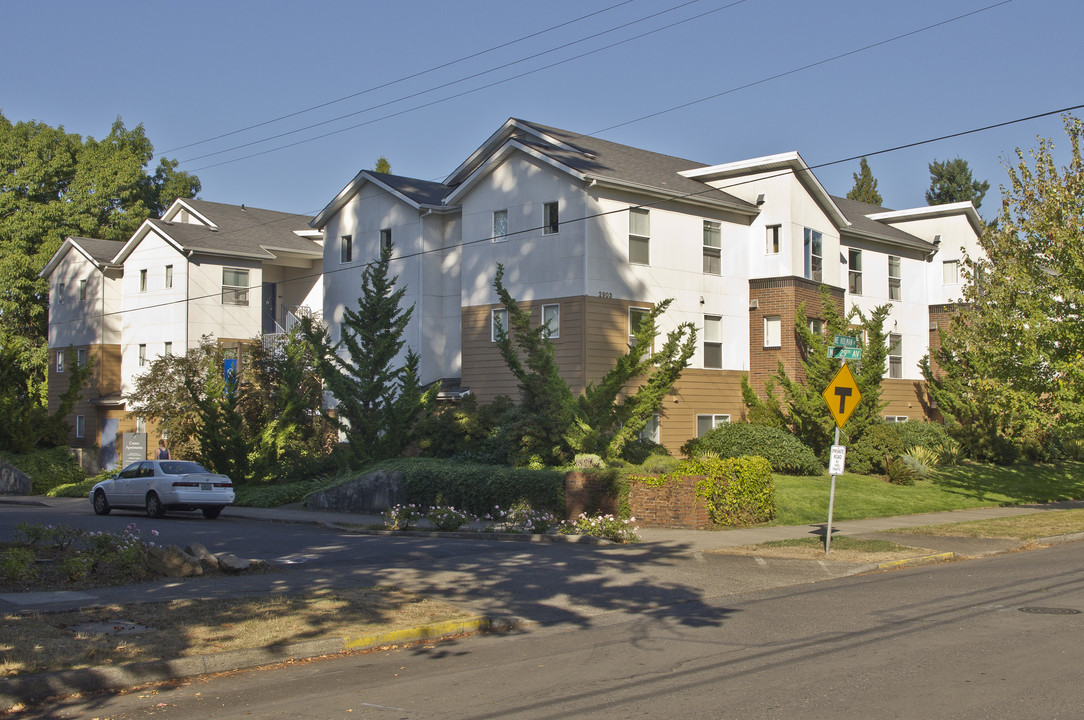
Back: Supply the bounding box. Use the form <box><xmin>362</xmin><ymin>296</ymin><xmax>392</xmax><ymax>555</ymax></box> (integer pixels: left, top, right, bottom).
<box><xmin>4</xmin><ymin>0</ymin><xmax>1081</xmax><ymax>221</ymax></box>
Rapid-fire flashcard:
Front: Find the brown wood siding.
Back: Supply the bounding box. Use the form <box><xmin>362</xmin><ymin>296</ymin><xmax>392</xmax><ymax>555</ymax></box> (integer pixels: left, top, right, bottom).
<box><xmin>661</xmin><ymin>370</ymin><xmax>747</xmax><ymax>454</ymax></box>
<box><xmin>880</xmin><ymin>379</ymin><xmax>931</xmax><ymax>422</ymax></box>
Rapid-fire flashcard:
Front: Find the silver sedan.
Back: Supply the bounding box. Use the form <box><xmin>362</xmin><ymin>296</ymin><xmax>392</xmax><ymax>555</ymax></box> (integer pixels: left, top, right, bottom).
<box><xmin>90</xmin><ymin>460</ymin><xmax>236</xmax><ymax>519</ymax></box>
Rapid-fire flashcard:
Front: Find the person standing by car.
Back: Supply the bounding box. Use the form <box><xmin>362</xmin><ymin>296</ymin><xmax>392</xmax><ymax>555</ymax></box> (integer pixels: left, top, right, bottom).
<box><xmin>157</xmin><ymin>439</ymin><xmax>170</xmax><ymax>460</ymax></box>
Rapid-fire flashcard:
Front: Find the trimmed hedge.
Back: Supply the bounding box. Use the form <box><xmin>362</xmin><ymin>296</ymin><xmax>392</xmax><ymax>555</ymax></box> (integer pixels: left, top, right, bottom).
<box><xmin>684</xmin><ymin>455</ymin><xmax>775</xmax><ymax>526</ymax></box>
<box><xmin>681</xmin><ymin>423</ymin><xmax>823</xmax><ymax>476</ymax></box>
<box><xmin>0</xmin><ymin>447</ymin><xmax>86</xmax><ymax>495</ymax></box>
<box><xmin>364</xmin><ymin>457</ymin><xmax>565</xmax><ymax>516</ymax></box>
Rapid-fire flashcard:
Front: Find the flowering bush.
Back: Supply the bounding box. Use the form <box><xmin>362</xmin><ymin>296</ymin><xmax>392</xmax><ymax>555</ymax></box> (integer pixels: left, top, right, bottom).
<box><xmin>383</xmin><ymin>504</ymin><xmax>422</xmax><ymax>531</ymax></box>
<box><xmin>560</xmin><ymin>513</ymin><xmax>640</xmax><ymax>543</ymax></box>
<box><xmin>486</xmin><ymin>500</ymin><xmax>560</xmax><ymax>534</ymax></box>
<box><xmin>1</xmin><ymin>522</ymin><xmax>158</xmax><ymax>590</ymax></box>
<box><xmin>426</xmin><ymin>505</ymin><xmax>475</xmax><ymax>532</ymax></box>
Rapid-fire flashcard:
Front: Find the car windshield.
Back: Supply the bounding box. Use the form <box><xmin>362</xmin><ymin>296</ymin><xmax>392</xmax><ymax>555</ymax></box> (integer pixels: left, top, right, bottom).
<box><xmin>159</xmin><ymin>461</ymin><xmax>210</xmax><ymax>475</ymax></box>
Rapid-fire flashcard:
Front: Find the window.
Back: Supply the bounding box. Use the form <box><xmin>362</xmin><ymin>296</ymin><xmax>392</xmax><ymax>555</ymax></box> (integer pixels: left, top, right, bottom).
<box><xmin>943</xmin><ymin>260</ymin><xmax>959</xmax><ymax>284</ymax></box>
<box><xmin>542</xmin><ymin>304</ymin><xmax>560</xmax><ymax>339</ymax></box>
<box><xmin>138</xmin><ymin>344</ymin><xmax>147</xmax><ymax>367</ymax></box>
<box><xmin>543</xmin><ymin>202</ymin><xmax>559</xmax><ymax>235</ymax></box>
<box><xmin>629</xmin><ymin>208</ymin><xmax>650</xmax><ymax>265</ymax></box>
<box><xmin>340</xmin><ymin>235</ymin><xmax>352</xmax><ymax>263</ymax></box>
<box><xmin>136</xmin><ymin>417</ymin><xmax>146</xmax><ymax>434</ymax></box>
<box><xmin>696</xmin><ymin>414</ymin><xmax>730</xmax><ymax>437</ymax></box>
<box><xmin>885</xmin><ymin>415</ymin><xmax>908</xmax><ymax>423</ymax></box>
<box><xmin>491</xmin><ymin>308</ymin><xmax>508</xmax><ymax>342</ymax></box>
<box><xmin>803</xmin><ymin>228</ymin><xmax>822</xmax><ymax>281</ymax></box>
<box><xmin>889</xmin><ymin>256</ymin><xmax>901</xmax><ymax>300</ymax></box>
<box><xmin>381</xmin><ymin>228</ymin><xmax>392</xmax><ymax>251</ymax></box>
<box><xmin>56</xmin><ymin>282</ymin><xmax>65</xmax><ymax>305</ymax></box>
<box><xmin>139</xmin><ymin>269</ymin><xmax>147</xmax><ymax>292</ymax></box>
<box><xmin>222</xmin><ymin>268</ymin><xmax>249</xmax><ymax>306</ymax></box>
<box><xmin>703</xmin><ymin>220</ymin><xmax>721</xmax><ymax>275</ymax></box>
<box><xmin>703</xmin><ymin>315</ymin><xmax>722</xmax><ymax>369</ymax></box>
<box><xmin>764</xmin><ymin>316</ymin><xmax>782</xmax><ymax>348</ymax></box>
<box><xmin>492</xmin><ymin>210</ymin><xmax>508</xmax><ymax>242</ymax></box>
<box><xmin>75</xmin><ymin>415</ymin><xmax>85</xmax><ymax>439</ymax></box>
<box><xmin>165</xmin><ymin>265</ymin><xmax>173</xmax><ymax>289</ymax></box>
<box><xmin>164</xmin><ymin>342</ymin><xmax>173</xmax><ymax>357</ymax></box>
<box><xmin>888</xmin><ymin>333</ymin><xmax>902</xmax><ymax>378</ymax></box>
<box><xmin>629</xmin><ymin>307</ymin><xmax>652</xmax><ymax>348</ymax></box>
<box><xmin>56</xmin><ymin>351</ymin><xmax>64</xmax><ymax>373</ymax></box>
<box><xmin>76</xmin><ymin>348</ymin><xmax>86</xmax><ymax>366</ymax></box>
<box><xmin>79</xmin><ymin>279</ymin><xmax>87</xmax><ymax>302</ymax></box>
<box><xmin>766</xmin><ymin>225</ymin><xmax>781</xmax><ymax>254</ymax></box>
<box><xmin>848</xmin><ymin>249</ymin><xmax>863</xmax><ymax>295</ymax></box>
<box><xmin>808</xmin><ymin>318</ymin><xmax>824</xmax><ymax>335</ymax></box>
<box><xmin>639</xmin><ymin>414</ymin><xmax>660</xmax><ymax>444</ymax></box>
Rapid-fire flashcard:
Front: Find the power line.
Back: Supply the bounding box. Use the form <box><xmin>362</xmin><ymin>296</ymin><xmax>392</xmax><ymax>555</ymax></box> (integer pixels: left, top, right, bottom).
<box><xmin>52</xmin><ymin>101</ymin><xmax>1081</xmax><ymax>331</ymax></box>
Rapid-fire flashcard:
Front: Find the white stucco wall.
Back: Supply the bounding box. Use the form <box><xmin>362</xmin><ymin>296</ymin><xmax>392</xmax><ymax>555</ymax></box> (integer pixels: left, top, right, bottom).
<box><xmin>48</xmin><ymin>248</ymin><xmax>119</xmax><ymax>348</ymax></box>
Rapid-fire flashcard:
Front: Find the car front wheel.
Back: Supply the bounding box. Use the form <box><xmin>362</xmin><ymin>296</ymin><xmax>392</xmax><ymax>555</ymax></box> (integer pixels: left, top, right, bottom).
<box><xmin>145</xmin><ymin>491</ymin><xmax>165</xmax><ymax>519</ymax></box>
<box><xmin>93</xmin><ymin>490</ymin><xmax>111</xmax><ymax>516</ymax></box>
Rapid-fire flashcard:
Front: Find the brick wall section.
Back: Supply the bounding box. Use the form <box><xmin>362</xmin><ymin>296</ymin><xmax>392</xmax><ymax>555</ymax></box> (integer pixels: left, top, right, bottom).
<box><xmin>927</xmin><ymin>303</ymin><xmax>964</xmax><ymax>377</ymax></box>
<box><xmin>627</xmin><ymin>475</ymin><xmax>711</xmax><ymax>529</ymax></box>
<box><xmin>748</xmin><ymin>277</ymin><xmax>845</xmax><ymax>391</ymax></box>
<box><xmin>564</xmin><ymin>472</ymin><xmax>710</xmax><ymax>529</ymax></box>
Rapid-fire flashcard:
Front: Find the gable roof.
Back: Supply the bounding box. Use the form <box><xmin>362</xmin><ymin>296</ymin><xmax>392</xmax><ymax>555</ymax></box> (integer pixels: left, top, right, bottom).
<box><xmin>117</xmin><ymin>199</ymin><xmax>321</xmax><ymax>264</ymax></box>
<box><xmin>444</xmin><ymin>118</ymin><xmax>758</xmax><ymax>215</ymax></box>
<box><xmin>311</xmin><ymin>170</ymin><xmax>454</xmax><ymax>229</ymax></box>
<box><xmin>831</xmin><ymin>195</ymin><xmax>935</xmax><ymax>253</ymax></box>
<box><xmin>39</xmin><ymin>236</ymin><xmax>125</xmax><ymax>278</ymax></box>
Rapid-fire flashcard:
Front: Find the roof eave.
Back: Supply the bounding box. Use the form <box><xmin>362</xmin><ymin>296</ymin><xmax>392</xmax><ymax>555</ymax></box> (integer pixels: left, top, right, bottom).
<box><xmin>867</xmin><ymin>202</ymin><xmax>985</xmax><ymax>235</ymax></box>
<box><xmin>590</xmin><ymin>176</ymin><xmax>760</xmax><ymax>217</ymax></box>
<box><xmin>443</xmin><ymin>140</ymin><xmax>587</xmax><ymax>206</ymax></box>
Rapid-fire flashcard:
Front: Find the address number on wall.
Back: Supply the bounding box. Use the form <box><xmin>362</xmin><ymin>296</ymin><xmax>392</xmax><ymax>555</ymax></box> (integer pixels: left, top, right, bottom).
<box><xmin>598</xmin><ymin>291</ymin><xmax>613</xmax><ymax>299</ymax></box>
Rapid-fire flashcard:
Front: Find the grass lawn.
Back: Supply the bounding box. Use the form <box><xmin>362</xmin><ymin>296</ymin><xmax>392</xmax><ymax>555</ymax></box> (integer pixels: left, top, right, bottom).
<box><xmin>771</xmin><ymin>460</ymin><xmax>1084</xmax><ymax>526</ymax></box>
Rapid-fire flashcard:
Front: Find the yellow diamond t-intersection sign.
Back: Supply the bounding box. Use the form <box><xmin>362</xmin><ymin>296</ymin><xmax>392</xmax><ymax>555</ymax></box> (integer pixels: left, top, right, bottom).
<box><xmin>823</xmin><ymin>363</ymin><xmax>862</xmax><ymax>428</ymax></box>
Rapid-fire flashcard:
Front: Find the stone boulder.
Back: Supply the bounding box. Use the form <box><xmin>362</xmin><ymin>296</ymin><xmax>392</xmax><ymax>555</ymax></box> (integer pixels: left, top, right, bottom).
<box><xmin>215</xmin><ymin>553</ymin><xmax>252</xmax><ymax>573</ymax></box>
<box><xmin>146</xmin><ymin>544</ymin><xmax>203</xmax><ymax>578</ymax></box>
<box><xmin>0</xmin><ymin>458</ymin><xmax>31</xmax><ymax>495</ymax></box>
<box><xmin>185</xmin><ymin>542</ymin><xmax>220</xmax><ymax>570</ymax></box>
<box><xmin>305</xmin><ymin>469</ymin><xmax>404</xmax><ymax>513</ymax></box>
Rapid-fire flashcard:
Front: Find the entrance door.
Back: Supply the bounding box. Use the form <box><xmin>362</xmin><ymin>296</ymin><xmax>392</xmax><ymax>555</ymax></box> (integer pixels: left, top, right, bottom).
<box><xmin>100</xmin><ymin>418</ymin><xmax>119</xmax><ymax>470</ymax></box>
<box><xmin>262</xmin><ymin>282</ymin><xmax>277</xmax><ymax>334</ymax></box>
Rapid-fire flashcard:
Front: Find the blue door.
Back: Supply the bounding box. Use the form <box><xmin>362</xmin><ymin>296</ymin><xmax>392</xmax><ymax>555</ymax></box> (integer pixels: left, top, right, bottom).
<box><xmin>100</xmin><ymin>418</ymin><xmax>119</xmax><ymax>470</ymax></box>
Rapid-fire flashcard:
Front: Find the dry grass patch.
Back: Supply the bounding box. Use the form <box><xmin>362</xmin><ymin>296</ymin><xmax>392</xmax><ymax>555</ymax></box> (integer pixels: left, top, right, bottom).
<box><xmin>0</xmin><ymin>586</ymin><xmax>472</xmax><ymax>677</ymax></box>
<box><xmin>891</xmin><ymin>509</ymin><xmax>1084</xmax><ymax>540</ymax></box>
<box><xmin>710</xmin><ymin>536</ymin><xmax>938</xmax><ymax>563</ymax></box>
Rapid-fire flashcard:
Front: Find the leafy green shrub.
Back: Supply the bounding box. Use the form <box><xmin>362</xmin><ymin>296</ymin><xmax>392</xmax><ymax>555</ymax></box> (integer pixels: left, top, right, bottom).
<box><xmin>47</xmin><ymin>474</ymin><xmax>102</xmax><ymax>498</ymax></box>
<box><xmin>383</xmin><ymin>504</ymin><xmax>423</xmax><ymax>530</ymax></box>
<box><xmin>973</xmin><ymin>433</ymin><xmax>1020</xmax><ymax>466</ymax></box>
<box><xmin>237</xmin><ymin>477</ymin><xmax>339</xmax><ymax>507</ymax></box>
<box><xmin>486</xmin><ymin>500</ymin><xmax>560</xmax><ymax>533</ymax></box>
<box><xmin>847</xmin><ymin>423</ymin><xmax>904</xmax><ymax>475</ymax></box>
<box><xmin>883</xmin><ymin>455</ymin><xmax>919</xmax><ymax>485</ymax></box>
<box><xmin>426</xmin><ymin>504</ymin><xmax>475</xmax><ymax>532</ymax></box>
<box><xmin>415</xmin><ymin>395</ymin><xmax>515</xmax><ymax>461</ymax></box>
<box><xmin>574</xmin><ymin>453</ymin><xmax>605</xmax><ymax>469</ymax></box>
<box><xmin>619</xmin><ymin>439</ymin><xmax>669</xmax><ymax>465</ymax></box>
<box><xmin>906</xmin><ymin>445</ymin><xmax>941</xmax><ymax>470</ymax></box>
<box><xmin>680</xmin><ymin>455</ymin><xmax>775</xmax><ymax>526</ymax></box>
<box><xmin>935</xmin><ymin>438</ymin><xmax>966</xmax><ymax>466</ymax></box>
<box><xmin>894</xmin><ymin>421</ymin><xmax>950</xmax><ymax>452</ymax></box>
<box><xmin>373</xmin><ymin>457</ymin><xmax>565</xmax><ymax>516</ymax></box>
<box><xmin>0</xmin><ymin>447</ymin><xmax>86</xmax><ymax>495</ymax></box>
<box><xmin>559</xmin><ymin>513</ymin><xmax>639</xmax><ymax>543</ymax></box>
<box><xmin>639</xmin><ymin>454</ymin><xmax>680</xmax><ymax>475</ymax></box>
<box><xmin>0</xmin><ymin>548</ymin><xmax>36</xmax><ymax>585</ymax></box>
<box><xmin>681</xmin><ymin>423</ymin><xmax>822</xmax><ymax>476</ymax></box>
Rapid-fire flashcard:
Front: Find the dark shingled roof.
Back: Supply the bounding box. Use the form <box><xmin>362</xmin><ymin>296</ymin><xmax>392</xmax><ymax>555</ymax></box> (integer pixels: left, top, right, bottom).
<box><xmin>70</xmin><ymin>237</ymin><xmax>125</xmax><ymax>264</ymax></box>
<box><xmin>153</xmin><ymin>200</ymin><xmax>320</xmax><ymax>259</ymax></box>
<box><xmin>369</xmin><ymin>172</ymin><xmax>453</xmax><ymax>206</ymax></box>
<box><xmin>831</xmin><ymin>195</ymin><xmax>934</xmax><ymax>251</ymax></box>
<box><xmin>510</xmin><ymin>119</ymin><xmax>755</xmax><ymax>211</ymax></box>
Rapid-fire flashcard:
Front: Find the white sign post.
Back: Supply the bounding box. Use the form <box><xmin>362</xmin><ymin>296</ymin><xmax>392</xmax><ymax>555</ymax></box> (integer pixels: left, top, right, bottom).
<box><xmin>821</xmin><ymin>364</ymin><xmax>862</xmax><ymax>556</ymax></box>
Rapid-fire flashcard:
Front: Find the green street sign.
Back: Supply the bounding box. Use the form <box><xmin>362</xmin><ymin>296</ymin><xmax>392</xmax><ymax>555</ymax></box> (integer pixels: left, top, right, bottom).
<box><xmin>832</xmin><ymin>335</ymin><xmax>859</xmax><ymax>348</ymax></box>
<box><xmin>828</xmin><ymin>346</ymin><xmax>862</xmax><ymax>360</ymax></box>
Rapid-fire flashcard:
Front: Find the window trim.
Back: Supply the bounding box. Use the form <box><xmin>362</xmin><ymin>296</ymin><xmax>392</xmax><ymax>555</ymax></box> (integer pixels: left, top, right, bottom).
<box><xmin>885</xmin><ymin>415</ymin><xmax>908</xmax><ymax>423</ymax></box>
<box><xmin>888</xmin><ymin>332</ymin><xmax>902</xmax><ymax>379</ymax></box>
<box><xmin>848</xmin><ymin>249</ymin><xmax>863</xmax><ymax>295</ymax></box>
<box><xmin>943</xmin><ymin>259</ymin><xmax>959</xmax><ymax>285</ymax></box>
<box><xmin>79</xmin><ymin>279</ymin><xmax>87</xmax><ymax>302</ymax></box>
<box><xmin>492</xmin><ymin>210</ymin><xmax>508</xmax><ymax>243</ymax></box>
<box><xmin>221</xmin><ymin>267</ymin><xmax>250</xmax><ymax>306</ymax></box>
<box><xmin>165</xmin><ymin>265</ymin><xmax>173</xmax><ymax>289</ymax></box>
<box><xmin>542</xmin><ymin>304</ymin><xmax>560</xmax><ymax>339</ymax></box>
<box><xmin>543</xmin><ymin>202</ymin><xmax>559</xmax><ymax>235</ymax></box>
<box><xmin>803</xmin><ymin>228</ymin><xmax>823</xmax><ymax>282</ymax></box>
<box><xmin>703</xmin><ymin>220</ymin><xmax>722</xmax><ymax>275</ymax></box>
<box><xmin>491</xmin><ymin>308</ymin><xmax>508</xmax><ymax>342</ymax></box>
<box><xmin>764</xmin><ymin>315</ymin><xmax>782</xmax><ymax>348</ymax></box>
<box><xmin>340</xmin><ymin>234</ymin><xmax>352</xmax><ymax>264</ymax></box>
<box><xmin>139</xmin><ymin>269</ymin><xmax>147</xmax><ymax>293</ymax></box>
<box><xmin>888</xmin><ymin>255</ymin><xmax>902</xmax><ymax>301</ymax></box>
<box><xmin>696</xmin><ymin>414</ymin><xmax>730</xmax><ymax>437</ymax></box>
<box><xmin>75</xmin><ymin>415</ymin><xmax>85</xmax><ymax>439</ymax></box>
<box><xmin>703</xmin><ymin>314</ymin><xmax>722</xmax><ymax>369</ymax></box>
<box><xmin>629</xmin><ymin>208</ymin><xmax>650</xmax><ymax>265</ymax></box>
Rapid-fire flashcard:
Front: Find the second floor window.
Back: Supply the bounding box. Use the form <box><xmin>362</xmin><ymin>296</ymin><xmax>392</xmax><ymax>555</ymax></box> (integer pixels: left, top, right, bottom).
<box><xmin>803</xmin><ymin>228</ymin><xmax>822</xmax><ymax>282</ymax></box>
<box><xmin>629</xmin><ymin>208</ymin><xmax>650</xmax><ymax>265</ymax></box>
<box><xmin>57</xmin><ymin>282</ymin><xmax>65</xmax><ymax>305</ymax></box>
<box><xmin>848</xmin><ymin>249</ymin><xmax>863</xmax><ymax>295</ymax></box>
<box><xmin>381</xmin><ymin>228</ymin><xmax>392</xmax><ymax>251</ymax></box>
<box><xmin>140</xmin><ymin>269</ymin><xmax>147</xmax><ymax>292</ymax></box>
<box><xmin>943</xmin><ymin>260</ymin><xmax>959</xmax><ymax>284</ymax></box>
<box><xmin>703</xmin><ymin>221</ymin><xmax>722</xmax><ymax>275</ymax></box>
<box><xmin>889</xmin><ymin>256</ymin><xmax>902</xmax><ymax>300</ymax></box>
<box><xmin>543</xmin><ymin>202</ymin><xmax>559</xmax><ymax>235</ymax></box>
<box><xmin>766</xmin><ymin>225</ymin><xmax>781</xmax><ymax>254</ymax></box>
<box><xmin>165</xmin><ymin>265</ymin><xmax>173</xmax><ymax>289</ymax></box>
<box><xmin>493</xmin><ymin>210</ymin><xmax>508</xmax><ymax>242</ymax></box>
<box><xmin>340</xmin><ymin>235</ymin><xmax>352</xmax><ymax>263</ymax></box>
<box><xmin>138</xmin><ymin>344</ymin><xmax>147</xmax><ymax>367</ymax></box>
<box><xmin>164</xmin><ymin>342</ymin><xmax>173</xmax><ymax>356</ymax></box>
<box><xmin>79</xmin><ymin>279</ymin><xmax>87</xmax><ymax>302</ymax></box>
<box><xmin>704</xmin><ymin>315</ymin><xmax>722</xmax><ymax>369</ymax></box>
<box><xmin>222</xmin><ymin>268</ymin><xmax>249</xmax><ymax>306</ymax></box>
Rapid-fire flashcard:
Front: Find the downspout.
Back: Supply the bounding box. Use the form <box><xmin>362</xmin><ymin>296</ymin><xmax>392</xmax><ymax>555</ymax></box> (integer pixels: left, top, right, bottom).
<box><xmin>186</xmin><ymin>250</ymin><xmax>193</xmax><ymax>351</ymax></box>
<box><xmin>418</xmin><ymin>209</ymin><xmax>432</xmax><ymax>378</ymax></box>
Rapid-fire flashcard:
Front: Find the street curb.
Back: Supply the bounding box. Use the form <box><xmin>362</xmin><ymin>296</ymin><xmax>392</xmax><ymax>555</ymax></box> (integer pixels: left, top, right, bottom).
<box><xmin>874</xmin><ymin>551</ymin><xmax>957</xmax><ymax>570</ymax></box>
<box><xmin>0</xmin><ymin>615</ymin><xmax>512</xmax><ymax>707</ymax></box>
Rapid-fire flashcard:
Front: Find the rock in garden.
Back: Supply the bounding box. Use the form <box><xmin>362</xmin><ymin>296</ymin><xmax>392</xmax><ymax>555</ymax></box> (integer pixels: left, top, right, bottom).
<box><xmin>215</xmin><ymin>553</ymin><xmax>252</xmax><ymax>573</ymax></box>
<box><xmin>146</xmin><ymin>544</ymin><xmax>203</xmax><ymax>578</ymax></box>
<box><xmin>186</xmin><ymin>542</ymin><xmax>220</xmax><ymax>570</ymax></box>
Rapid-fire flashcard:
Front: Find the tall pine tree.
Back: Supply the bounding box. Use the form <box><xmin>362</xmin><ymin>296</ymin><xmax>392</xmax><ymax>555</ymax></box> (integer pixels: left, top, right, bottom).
<box><xmin>846</xmin><ymin>157</ymin><xmax>883</xmax><ymax>206</ymax></box>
